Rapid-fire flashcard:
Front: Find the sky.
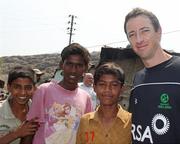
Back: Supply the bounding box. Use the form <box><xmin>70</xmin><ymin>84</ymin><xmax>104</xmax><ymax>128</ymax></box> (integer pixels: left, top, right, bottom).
<box><xmin>0</xmin><ymin>0</ymin><xmax>180</xmax><ymax>56</ymax></box>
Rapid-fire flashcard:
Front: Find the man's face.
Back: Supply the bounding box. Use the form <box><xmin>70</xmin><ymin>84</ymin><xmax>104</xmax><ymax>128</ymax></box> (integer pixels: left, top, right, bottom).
<box><xmin>7</xmin><ymin>77</ymin><xmax>35</xmax><ymax>105</ymax></box>
<box><xmin>83</xmin><ymin>74</ymin><xmax>94</xmax><ymax>87</ymax></box>
<box><xmin>94</xmin><ymin>74</ymin><xmax>122</xmax><ymax>106</ymax></box>
<box><xmin>126</xmin><ymin>15</ymin><xmax>161</xmax><ymax>61</ymax></box>
<box><xmin>62</xmin><ymin>54</ymin><xmax>86</xmax><ymax>89</ymax></box>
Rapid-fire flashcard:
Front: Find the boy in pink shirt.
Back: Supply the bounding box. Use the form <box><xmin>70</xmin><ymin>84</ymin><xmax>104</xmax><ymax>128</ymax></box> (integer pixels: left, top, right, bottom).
<box><xmin>21</xmin><ymin>43</ymin><xmax>93</xmax><ymax>144</ymax></box>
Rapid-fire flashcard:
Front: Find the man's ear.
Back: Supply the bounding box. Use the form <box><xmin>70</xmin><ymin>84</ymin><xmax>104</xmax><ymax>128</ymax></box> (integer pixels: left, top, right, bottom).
<box><xmin>157</xmin><ymin>27</ymin><xmax>162</xmax><ymax>40</ymax></box>
<box><xmin>158</xmin><ymin>26</ymin><xmax>162</xmax><ymax>34</ymax></box>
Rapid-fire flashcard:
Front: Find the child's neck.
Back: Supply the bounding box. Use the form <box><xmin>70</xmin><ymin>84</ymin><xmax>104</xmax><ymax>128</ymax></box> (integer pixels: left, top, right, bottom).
<box><xmin>98</xmin><ymin>105</ymin><xmax>118</xmax><ymax>131</ymax></box>
<box><xmin>59</xmin><ymin>81</ymin><xmax>78</xmax><ymax>91</ymax></box>
<box><xmin>98</xmin><ymin>105</ymin><xmax>118</xmax><ymax>121</ymax></box>
<box><xmin>9</xmin><ymin>99</ymin><xmax>29</xmax><ymax>122</ymax></box>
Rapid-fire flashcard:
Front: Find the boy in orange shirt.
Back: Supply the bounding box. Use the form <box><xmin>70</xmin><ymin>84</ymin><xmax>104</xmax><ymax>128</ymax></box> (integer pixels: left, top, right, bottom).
<box><xmin>76</xmin><ymin>62</ymin><xmax>132</xmax><ymax>144</ymax></box>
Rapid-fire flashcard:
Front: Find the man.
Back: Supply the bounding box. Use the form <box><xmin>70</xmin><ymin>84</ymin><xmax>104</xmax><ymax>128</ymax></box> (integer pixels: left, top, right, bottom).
<box><xmin>0</xmin><ymin>66</ymin><xmax>39</xmax><ymax>144</ymax></box>
<box><xmin>21</xmin><ymin>43</ymin><xmax>93</xmax><ymax>144</ymax></box>
<box><xmin>124</xmin><ymin>8</ymin><xmax>180</xmax><ymax>143</ymax></box>
<box><xmin>79</xmin><ymin>73</ymin><xmax>98</xmax><ymax>110</ymax></box>
<box><xmin>76</xmin><ymin>62</ymin><xmax>132</xmax><ymax>144</ymax></box>
<box><xmin>33</xmin><ymin>68</ymin><xmax>44</xmax><ymax>84</ymax></box>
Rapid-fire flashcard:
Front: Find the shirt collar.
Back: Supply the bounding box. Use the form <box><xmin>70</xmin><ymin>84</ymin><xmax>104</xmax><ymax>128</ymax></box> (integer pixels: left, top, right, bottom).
<box><xmin>89</xmin><ymin>105</ymin><xmax>127</xmax><ymax>124</ymax></box>
<box><xmin>0</xmin><ymin>96</ymin><xmax>32</xmax><ymax>119</ymax></box>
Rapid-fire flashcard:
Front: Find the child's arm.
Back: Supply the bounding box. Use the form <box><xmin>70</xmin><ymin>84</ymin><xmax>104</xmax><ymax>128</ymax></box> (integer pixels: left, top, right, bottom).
<box><xmin>0</xmin><ymin>119</ymin><xmax>39</xmax><ymax>144</ymax></box>
<box><xmin>20</xmin><ymin>135</ymin><xmax>34</xmax><ymax>144</ymax></box>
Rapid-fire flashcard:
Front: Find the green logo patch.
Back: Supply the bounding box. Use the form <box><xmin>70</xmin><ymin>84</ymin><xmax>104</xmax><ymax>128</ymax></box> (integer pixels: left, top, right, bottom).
<box><xmin>158</xmin><ymin>93</ymin><xmax>172</xmax><ymax>109</ymax></box>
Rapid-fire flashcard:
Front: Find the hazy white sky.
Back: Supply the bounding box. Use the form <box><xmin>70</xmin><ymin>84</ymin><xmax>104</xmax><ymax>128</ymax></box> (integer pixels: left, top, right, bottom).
<box><xmin>0</xmin><ymin>0</ymin><xmax>180</xmax><ymax>56</ymax></box>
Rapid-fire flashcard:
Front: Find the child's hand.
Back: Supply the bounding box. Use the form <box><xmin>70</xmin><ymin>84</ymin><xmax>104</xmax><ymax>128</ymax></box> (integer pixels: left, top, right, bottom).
<box><xmin>15</xmin><ymin>117</ymin><xmax>40</xmax><ymax>138</ymax></box>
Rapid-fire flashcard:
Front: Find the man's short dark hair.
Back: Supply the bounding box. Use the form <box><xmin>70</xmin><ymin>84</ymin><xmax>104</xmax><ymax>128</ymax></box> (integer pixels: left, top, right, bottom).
<box><xmin>124</xmin><ymin>7</ymin><xmax>161</xmax><ymax>34</ymax></box>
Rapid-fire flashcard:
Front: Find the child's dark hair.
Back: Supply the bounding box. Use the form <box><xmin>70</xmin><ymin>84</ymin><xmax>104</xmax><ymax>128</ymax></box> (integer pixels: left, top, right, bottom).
<box><xmin>61</xmin><ymin>43</ymin><xmax>90</xmax><ymax>68</ymax></box>
<box><xmin>8</xmin><ymin>66</ymin><xmax>36</xmax><ymax>85</ymax></box>
<box><xmin>94</xmin><ymin>62</ymin><xmax>125</xmax><ymax>86</ymax></box>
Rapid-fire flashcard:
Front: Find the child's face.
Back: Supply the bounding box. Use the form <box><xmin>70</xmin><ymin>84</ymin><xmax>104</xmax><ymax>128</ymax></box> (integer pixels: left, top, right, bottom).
<box><xmin>7</xmin><ymin>77</ymin><xmax>35</xmax><ymax>105</ymax></box>
<box><xmin>61</xmin><ymin>54</ymin><xmax>86</xmax><ymax>89</ymax></box>
<box><xmin>94</xmin><ymin>74</ymin><xmax>122</xmax><ymax>106</ymax></box>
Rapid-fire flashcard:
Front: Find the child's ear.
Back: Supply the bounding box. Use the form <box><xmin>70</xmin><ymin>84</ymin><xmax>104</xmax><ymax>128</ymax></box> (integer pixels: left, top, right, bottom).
<box><xmin>59</xmin><ymin>60</ymin><xmax>63</xmax><ymax>69</ymax></box>
<box><xmin>7</xmin><ymin>84</ymin><xmax>10</xmax><ymax>92</ymax></box>
<box><xmin>84</xmin><ymin>63</ymin><xmax>90</xmax><ymax>72</ymax></box>
<box><xmin>93</xmin><ymin>84</ymin><xmax>97</xmax><ymax>93</ymax></box>
<box><xmin>34</xmin><ymin>85</ymin><xmax>37</xmax><ymax>90</ymax></box>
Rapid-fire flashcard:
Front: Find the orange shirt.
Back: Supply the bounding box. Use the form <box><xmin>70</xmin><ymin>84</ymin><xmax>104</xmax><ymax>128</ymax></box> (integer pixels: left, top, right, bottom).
<box><xmin>76</xmin><ymin>105</ymin><xmax>132</xmax><ymax>144</ymax></box>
